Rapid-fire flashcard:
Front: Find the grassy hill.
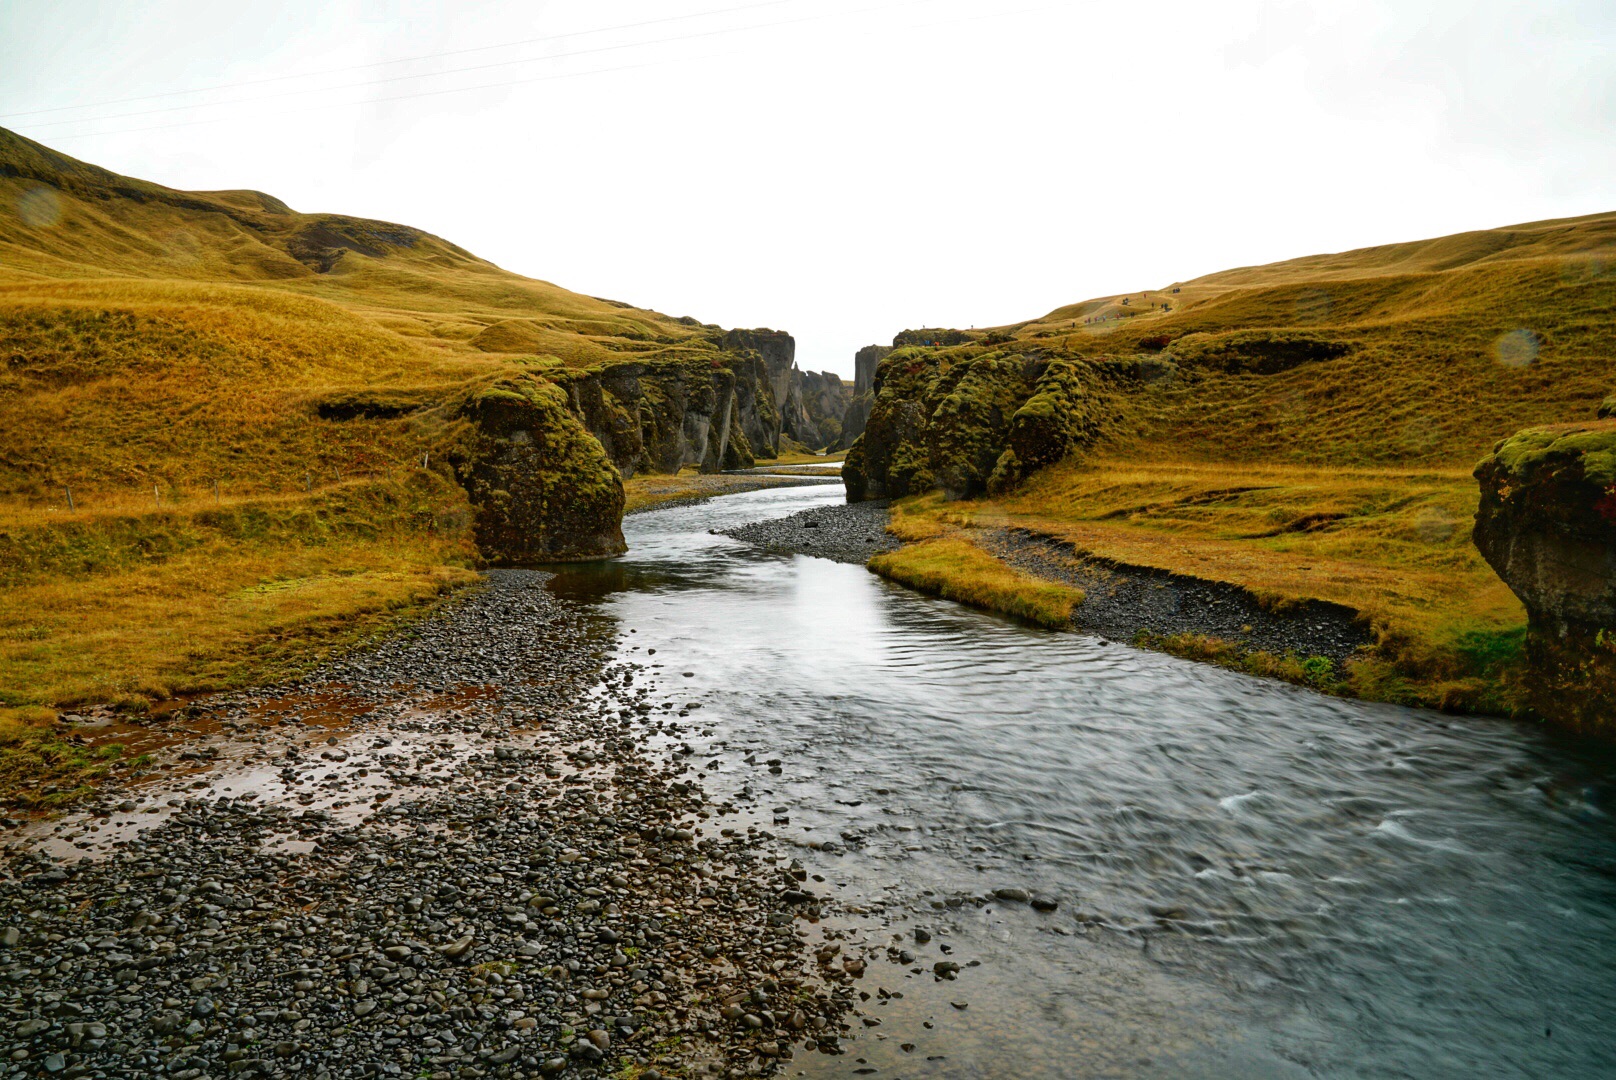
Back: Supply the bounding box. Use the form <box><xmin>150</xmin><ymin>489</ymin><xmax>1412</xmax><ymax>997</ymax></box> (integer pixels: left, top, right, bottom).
<box><xmin>857</xmin><ymin>212</ymin><xmax>1616</xmax><ymax>715</ymax></box>
<box><xmin>0</xmin><ymin>126</ymin><xmax>762</xmax><ymax>794</ymax></box>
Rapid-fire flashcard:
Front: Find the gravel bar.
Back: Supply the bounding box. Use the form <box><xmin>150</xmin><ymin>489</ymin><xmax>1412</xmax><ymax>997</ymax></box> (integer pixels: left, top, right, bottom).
<box><xmin>981</xmin><ymin>528</ymin><xmax>1371</xmax><ymax>665</ymax></box>
<box><xmin>0</xmin><ymin>572</ymin><xmax>854</xmax><ymax>1079</ymax></box>
<box><xmin>720</xmin><ymin>502</ymin><xmax>898</xmax><ymax>566</ymax></box>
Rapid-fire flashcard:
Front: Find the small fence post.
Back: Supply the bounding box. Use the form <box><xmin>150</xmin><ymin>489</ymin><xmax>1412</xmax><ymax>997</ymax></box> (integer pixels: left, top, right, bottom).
<box><xmin>65</xmin><ymin>486</ymin><xmax>75</xmax><ymax>511</ymax></box>
<box><xmin>421</xmin><ymin>452</ymin><xmax>429</xmax><ymax>469</ymax></box>
<box><xmin>305</xmin><ymin>473</ymin><xmax>312</xmax><ymax>492</ymax></box>
<box><xmin>153</xmin><ymin>484</ymin><xmax>160</xmax><ymax>507</ymax></box>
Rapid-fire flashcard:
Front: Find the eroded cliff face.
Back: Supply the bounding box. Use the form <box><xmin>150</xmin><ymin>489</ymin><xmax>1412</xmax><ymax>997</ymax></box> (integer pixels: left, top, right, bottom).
<box><xmin>836</xmin><ymin>345</ymin><xmax>891</xmax><ymax>450</ymax></box>
<box><xmin>721</xmin><ymin>328</ymin><xmax>850</xmax><ymax>452</ymax></box>
<box><xmin>796</xmin><ymin>370</ymin><xmax>852</xmax><ymax>450</ymax></box>
<box><xmin>843</xmin><ymin>347</ymin><xmax>1108</xmax><ymax>501</ymax></box>
<box><xmin>553</xmin><ymin>356</ymin><xmax>766</xmax><ymax>477</ymax></box>
<box><xmin>1474</xmin><ymin>421</ymin><xmax>1616</xmax><ymax>729</ymax></box>
<box><xmin>454</xmin><ymin>377</ymin><xmax>627</xmax><ymax>563</ymax></box>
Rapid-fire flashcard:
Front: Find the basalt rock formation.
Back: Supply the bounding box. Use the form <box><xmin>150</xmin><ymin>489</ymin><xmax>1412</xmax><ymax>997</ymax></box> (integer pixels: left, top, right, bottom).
<box><xmin>454</xmin><ymin>378</ymin><xmax>627</xmax><ymax>563</ymax></box>
<box><xmin>843</xmin><ymin>347</ymin><xmax>1108</xmax><ymax>501</ymax></box>
<box><xmin>1473</xmin><ymin>421</ymin><xmax>1616</xmax><ymax>729</ymax></box>
<box><xmin>797</xmin><ymin>369</ymin><xmax>852</xmax><ymax>450</ymax></box>
<box><xmin>836</xmin><ymin>345</ymin><xmax>891</xmax><ymax>450</ymax></box>
<box><xmin>553</xmin><ymin>353</ymin><xmax>771</xmax><ymax>478</ymax></box>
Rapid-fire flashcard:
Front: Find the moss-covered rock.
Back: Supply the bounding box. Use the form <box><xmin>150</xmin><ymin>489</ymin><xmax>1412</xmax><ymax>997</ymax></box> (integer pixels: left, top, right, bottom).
<box><xmin>1599</xmin><ymin>394</ymin><xmax>1614</xmax><ymax>420</ymax></box>
<box><xmin>553</xmin><ymin>356</ymin><xmax>762</xmax><ymax>476</ymax></box>
<box><xmin>1167</xmin><ymin>330</ymin><xmax>1353</xmax><ymax>375</ymax></box>
<box><xmin>455</xmin><ymin>377</ymin><xmax>626</xmax><ymax>563</ymax></box>
<box><xmin>1473</xmin><ymin>420</ymin><xmax>1616</xmax><ymax>730</ymax></box>
<box><xmin>843</xmin><ymin>347</ymin><xmax>1108</xmax><ymax>502</ymax></box>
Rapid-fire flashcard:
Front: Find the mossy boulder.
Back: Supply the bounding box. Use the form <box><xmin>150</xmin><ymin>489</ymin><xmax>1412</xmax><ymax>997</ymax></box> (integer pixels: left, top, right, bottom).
<box><xmin>455</xmin><ymin>377</ymin><xmax>626</xmax><ymax>563</ymax></box>
<box><xmin>843</xmin><ymin>348</ymin><xmax>1106</xmax><ymax>502</ymax></box>
<box><xmin>1473</xmin><ymin>420</ymin><xmax>1616</xmax><ymax>730</ymax></box>
<box><xmin>990</xmin><ymin>359</ymin><xmax>1099</xmax><ymax>494</ymax></box>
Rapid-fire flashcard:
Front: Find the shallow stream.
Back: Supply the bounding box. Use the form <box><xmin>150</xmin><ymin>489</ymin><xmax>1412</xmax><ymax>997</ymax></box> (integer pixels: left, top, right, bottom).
<box><xmin>548</xmin><ymin>485</ymin><xmax>1616</xmax><ymax>1079</ymax></box>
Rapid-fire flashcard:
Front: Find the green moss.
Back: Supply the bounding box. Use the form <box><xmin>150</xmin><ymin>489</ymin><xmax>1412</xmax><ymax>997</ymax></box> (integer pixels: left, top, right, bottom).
<box><xmin>1484</xmin><ymin>423</ymin><xmax>1616</xmax><ymax>486</ymax></box>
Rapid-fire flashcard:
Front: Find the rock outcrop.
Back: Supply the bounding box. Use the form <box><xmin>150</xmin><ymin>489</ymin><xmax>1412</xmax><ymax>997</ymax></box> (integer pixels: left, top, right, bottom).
<box><xmin>454</xmin><ymin>378</ymin><xmax>627</xmax><ymax>563</ymax></box>
<box><xmin>552</xmin><ymin>356</ymin><xmax>767</xmax><ymax>478</ymax></box>
<box><xmin>796</xmin><ymin>370</ymin><xmax>852</xmax><ymax>450</ymax></box>
<box><xmin>844</xmin><ymin>347</ymin><xmax>1107</xmax><ymax>502</ymax></box>
<box><xmin>836</xmin><ymin>345</ymin><xmax>891</xmax><ymax>450</ymax></box>
<box><xmin>710</xmin><ymin>328</ymin><xmax>850</xmax><ymax>453</ymax></box>
<box><xmin>1473</xmin><ymin>421</ymin><xmax>1616</xmax><ymax>730</ymax></box>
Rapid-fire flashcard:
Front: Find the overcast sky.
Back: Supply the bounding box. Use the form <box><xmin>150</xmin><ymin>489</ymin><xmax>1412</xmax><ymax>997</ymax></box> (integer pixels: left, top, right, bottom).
<box><xmin>2</xmin><ymin>0</ymin><xmax>1612</xmax><ymax>376</ymax></box>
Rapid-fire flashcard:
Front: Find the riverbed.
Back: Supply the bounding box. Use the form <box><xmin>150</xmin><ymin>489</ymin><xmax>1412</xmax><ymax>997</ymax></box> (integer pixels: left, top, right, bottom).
<box><xmin>549</xmin><ymin>483</ymin><xmax>1616</xmax><ymax>1080</ymax></box>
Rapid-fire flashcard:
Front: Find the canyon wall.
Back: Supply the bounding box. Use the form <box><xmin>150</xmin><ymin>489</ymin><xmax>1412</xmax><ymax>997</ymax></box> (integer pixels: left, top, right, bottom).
<box><xmin>453</xmin><ymin>377</ymin><xmax>627</xmax><ymax>563</ymax></box>
<box><xmin>843</xmin><ymin>347</ymin><xmax>1109</xmax><ymax>502</ymax></box>
<box><xmin>836</xmin><ymin>345</ymin><xmax>892</xmax><ymax>450</ymax></box>
<box><xmin>1473</xmin><ymin>419</ymin><xmax>1616</xmax><ymax>730</ymax></box>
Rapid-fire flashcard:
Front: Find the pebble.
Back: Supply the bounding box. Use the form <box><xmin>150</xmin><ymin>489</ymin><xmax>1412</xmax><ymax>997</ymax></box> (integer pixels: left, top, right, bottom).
<box><xmin>721</xmin><ymin>502</ymin><xmax>898</xmax><ymax>565</ymax></box>
<box><xmin>0</xmin><ymin>571</ymin><xmax>856</xmax><ymax>1077</ymax></box>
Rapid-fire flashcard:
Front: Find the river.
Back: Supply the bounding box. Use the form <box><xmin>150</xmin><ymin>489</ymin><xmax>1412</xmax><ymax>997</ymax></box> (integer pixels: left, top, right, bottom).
<box><xmin>547</xmin><ymin>483</ymin><xmax>1616</xmax><ymax>1079</ymax></box>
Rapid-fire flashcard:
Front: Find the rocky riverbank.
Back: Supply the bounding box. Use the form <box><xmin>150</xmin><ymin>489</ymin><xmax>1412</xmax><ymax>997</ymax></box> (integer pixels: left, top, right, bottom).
<box><xmin>719</xmin><ymin>503</ymin><xmax>1367</xmax><ymax>665</ymax></box>
<box><xmin>0</xmin><ymin>572</ymin><xmax>853</xmax><ymax>1079</ymax></box>
<box><xmin>983</xmin><ymin>528</ymin><xmax>1369</xmax><ymax>666</ymax></box>
<box><xmin>719</xmin><ymin>503</ymin><xmax>899</xmax><ymax>566</ymax></box>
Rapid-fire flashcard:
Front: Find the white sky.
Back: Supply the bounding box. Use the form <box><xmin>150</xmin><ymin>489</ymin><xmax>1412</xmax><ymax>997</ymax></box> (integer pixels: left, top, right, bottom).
<box><xmin>2</xmin><ymin>0</ymin><xmax>1612</xmax><ymax>377</ymax></box>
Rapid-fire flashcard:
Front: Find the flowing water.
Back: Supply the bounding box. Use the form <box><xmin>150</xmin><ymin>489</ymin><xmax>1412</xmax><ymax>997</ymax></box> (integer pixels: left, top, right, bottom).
<box><xmin>548</xmin><ymin>485</ymin><xmax>1616</xmax><ymax>1079</ymax></box>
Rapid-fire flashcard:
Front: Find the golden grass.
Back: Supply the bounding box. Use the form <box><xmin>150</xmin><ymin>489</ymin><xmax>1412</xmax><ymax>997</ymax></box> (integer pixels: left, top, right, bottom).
<box><xmin>887</xmin><ymin>458</ymin><xmax>1529</xmax><ymax>710</ymax></box>
<box><xmin>0</xmin><ymin>126</ymin><xmax>740</xmax><ymax>744</ymax></box>
<box><xmin>0</xmin><ymin>479</ymin><xmax>479</xmax><ymax>708</ymax></box>
<box><xmin>869</xmin><ymin>537</ymin><xmax>1083</xmax><ymax>630</ymax></box>
<box><xmin>770</xmin><ymin>450</ymin><xmax>846</xmax><ymax>467</ymax></box>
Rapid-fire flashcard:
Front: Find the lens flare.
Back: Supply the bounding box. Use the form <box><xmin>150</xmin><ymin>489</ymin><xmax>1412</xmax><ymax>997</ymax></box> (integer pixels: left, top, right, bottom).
<box><xmin>1294</xmin><ymin>288</ymin><xmax>1332</xmax><ymax>323</ymax></box>
<box><xmin>17</xmin><ymin>186</ymin><xmax>61</xmax><ymax>229</ymax></box>
<box><xmin>1493</xmin><ymin>329</ymin><xmax>1540</xmax><ymax>369</ymax></box>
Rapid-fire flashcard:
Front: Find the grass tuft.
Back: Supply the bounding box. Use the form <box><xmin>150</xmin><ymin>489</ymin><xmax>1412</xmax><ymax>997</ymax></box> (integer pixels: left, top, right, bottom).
<box><xmin>869</xmin><ymin>537</ymin><xmax>1083</xmax><ymax>630</ymax></box>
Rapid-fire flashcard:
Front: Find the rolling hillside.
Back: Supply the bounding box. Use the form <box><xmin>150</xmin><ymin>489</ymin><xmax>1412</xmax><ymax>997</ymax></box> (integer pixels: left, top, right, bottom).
<box><xmin>848</xmin><ymin>211</ymin><xmax>1616</xmax><ymax>715</ymax></box>
<box><xmin>0</xmin><ymin>126</ymin><xmax>773</xmax><ymax>757</ymax></box>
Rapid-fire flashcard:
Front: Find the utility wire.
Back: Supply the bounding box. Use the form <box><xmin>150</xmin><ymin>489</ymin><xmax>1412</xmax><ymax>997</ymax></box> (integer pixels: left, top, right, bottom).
<box><xmin>37</xmin><ymin>2</ymin><xmax>1055</xmax><ymax>143</ymax></box>
<box><xmin>20</xmin><ymin>0</ymin><xmax>953</xmax><ymax>132</ymax></box>
<box><xmin>0</xmin><ymin>0</ymin><xmax>800</xmax><ymax>120</ymax></box>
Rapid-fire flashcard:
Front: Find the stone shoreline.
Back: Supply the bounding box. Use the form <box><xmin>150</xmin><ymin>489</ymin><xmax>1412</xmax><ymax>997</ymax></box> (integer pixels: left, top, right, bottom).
<box><xmin>723</xmin><ymin>502</ymin><xmax>1369</xmax><ymax>666</ymax></box>
<box><xmin>0</xmin><ymin>572</ymin><xmax>853</xmax><ymax>1079</ymax></box>
<box><xmin>718</xmin><ymin>502</ymin><xmax>899</xmax><ymax>566</ymax></box>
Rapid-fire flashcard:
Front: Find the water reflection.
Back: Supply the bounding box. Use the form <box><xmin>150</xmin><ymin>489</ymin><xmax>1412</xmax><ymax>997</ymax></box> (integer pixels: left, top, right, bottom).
<box><xmin>552</xmin><ymin>486</ymin><xmax>1616</xmax><ymax>1078</ymax></box>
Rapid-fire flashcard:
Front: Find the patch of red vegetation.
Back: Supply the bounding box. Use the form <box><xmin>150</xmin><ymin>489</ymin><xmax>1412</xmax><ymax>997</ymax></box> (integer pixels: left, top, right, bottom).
<box><xmin>1596</xmin><ymin>484</ymin><xmax>1616</xmax><ymax>524</ymax></box>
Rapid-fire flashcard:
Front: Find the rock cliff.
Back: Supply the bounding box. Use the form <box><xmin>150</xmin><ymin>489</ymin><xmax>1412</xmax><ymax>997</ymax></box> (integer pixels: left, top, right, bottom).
<box><xmin>552</xmin><ymin>354</ymin><xmax>768</xmax><ymax>477</ymax></box>
<box><xmin>454</xmin><ymin>377</ymin><xmax>627</xmax><ymax>563</ymax></box>
<box><xmin>843</xmin><ymin>347</ymin><xmax>1108</xmax><ymax>501</ymax></box>
<box><xmin>1473</xmin><ymin>420</ymin><xmax>1616</xmax><ymax>729</ymax></box>
<box><xmin>709</xmin><ymin>328</ymin><xmax>850</xmax><ymax>453</ymax></box>
<box><xmin>796</xmin><ymin>370</ymin><xmax>852</xmax><ymax>450</ymax></box>
<box><xmin>836</xmin><ymin>345</ymin><xmax>891</xmax><ymax>450</ymax></box>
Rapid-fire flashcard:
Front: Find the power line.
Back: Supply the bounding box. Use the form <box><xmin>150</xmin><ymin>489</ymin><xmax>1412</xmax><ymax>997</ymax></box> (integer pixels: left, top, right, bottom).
<box><xmin>21</xmin><ymin>0</ymin><xmax>948</xmax><ymax>133</ymax></box>
<box><xmin>0</xmin><ymin>0</ymin><xmax>799</xmax><ymax>121</ymax></box>
<box><xmin>35</xmin><ymin>2</ymin><xmax>1055</xmax><ymax>143</ymax></box>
